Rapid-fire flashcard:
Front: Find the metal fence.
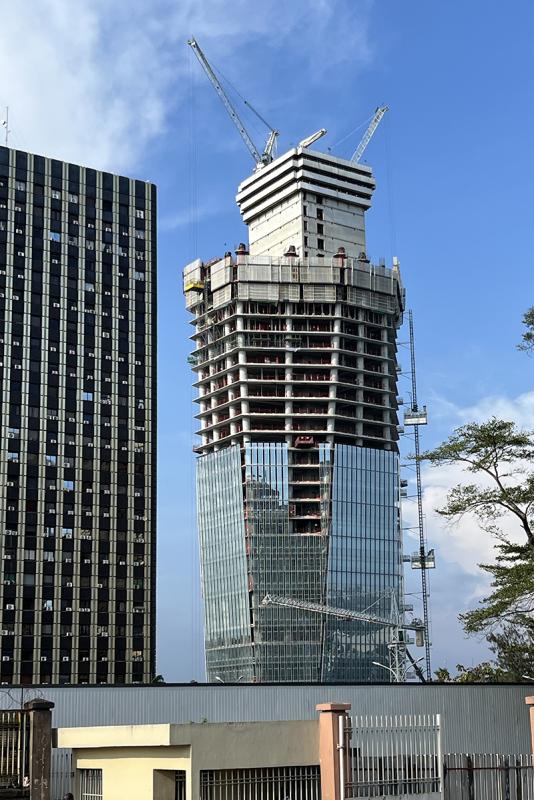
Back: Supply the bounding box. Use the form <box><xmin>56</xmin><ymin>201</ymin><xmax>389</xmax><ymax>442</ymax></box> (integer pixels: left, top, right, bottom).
<box><xmin>0</xmin><ymin>710</ymin><xmax>30</xmax><ymax>795</ymax></box>
<box><xmin>199</xmin><ymin>766</ymin><xmax>321</xmax><ymax>800</ymax></box>
<box><xmin>350</xmin><ymin>714</ymin><xmax>442</xmax><ymax>797</ymax></box>
<box><xmin>443</xmin><ymin>753</ymin><xmax>534</xmax><ymax>799</ymax></box>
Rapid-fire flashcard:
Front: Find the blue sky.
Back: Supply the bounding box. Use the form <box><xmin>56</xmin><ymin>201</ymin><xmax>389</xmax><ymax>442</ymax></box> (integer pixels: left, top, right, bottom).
<box><xmin>2</xmin><ymin>0</ymin><xmax>533</xmax><ymax>680</ymax></box>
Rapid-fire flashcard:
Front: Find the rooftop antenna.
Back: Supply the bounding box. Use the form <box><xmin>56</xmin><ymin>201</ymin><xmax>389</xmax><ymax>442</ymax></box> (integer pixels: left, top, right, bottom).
<box><xmin>1</xmin><ymin>107</ymin><xmax>10</xmax><ymax>146</ymax></box>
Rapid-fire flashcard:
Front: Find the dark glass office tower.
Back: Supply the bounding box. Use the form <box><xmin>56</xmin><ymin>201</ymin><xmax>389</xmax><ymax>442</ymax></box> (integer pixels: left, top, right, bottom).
<box><xmin>0</xmin><ymin>146</ymin><xmax>156</xmax><ymax>684</ymax></box>
<box><xmin>185</xmin><ymin>147</ymin><xmax>405</xmax><ymax>683</ymax></box>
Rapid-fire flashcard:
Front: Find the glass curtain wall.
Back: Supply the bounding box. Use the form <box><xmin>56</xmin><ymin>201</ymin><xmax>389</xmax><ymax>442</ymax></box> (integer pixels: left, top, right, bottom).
<box><xmin>197</xmin><ymin>445</ymin><xmax>254</xmax><ymax>681</ymax></box>
<box><xmin>323</xmin><ymin>446</ymin><xmax>402</xmax><ymax>682</ymax></box>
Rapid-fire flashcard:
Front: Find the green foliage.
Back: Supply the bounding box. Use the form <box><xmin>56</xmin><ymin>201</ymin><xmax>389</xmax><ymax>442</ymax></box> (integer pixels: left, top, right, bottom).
<box><xmin>518</xmin><ymin>307</ymin><xmax>534</xmax><ymax>353</ymax></box>
<box><xmin>488</xmin><ymin>618</ymin><xmax>534</xmax><ymax>678</ymax></box>
<box><xmin>434</xmin><ymin>662</ymin><xmax>514</xmax><ymax>683</ymax></box>
<box><xmin>151</xmin><ymin>674</ymin><xmax>166</xmax><ymax>684</ymax></box>
<box><xmin>419</xmin><ymin>417</ymin><xmax>534</xmax><ymax>651</ymax></box>
<box><xmin>419</xmin><ymin>418</ymin><xmax>534</xmax><ymax>551</ymax></box>
<box><xmin>461</xmin><ymin>543</ymin><xmax>534</xmax><ymax>633</ymax></box>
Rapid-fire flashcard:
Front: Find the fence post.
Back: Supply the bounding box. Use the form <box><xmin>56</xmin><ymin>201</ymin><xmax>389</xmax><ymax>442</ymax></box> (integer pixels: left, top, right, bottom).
<box><xmin>525</xmin><ymin>697</ymin><xmax>534</xmax><ymax>755</ymax></box>
<box><xmin>25</xmin><ymin>699</ymin><xmax>54</xmax><ymax>800</ymax></box>
<box><xmin>316</xmin><ymin>702</ymin><xmax>351</xmax><ymax>800</ymax></box>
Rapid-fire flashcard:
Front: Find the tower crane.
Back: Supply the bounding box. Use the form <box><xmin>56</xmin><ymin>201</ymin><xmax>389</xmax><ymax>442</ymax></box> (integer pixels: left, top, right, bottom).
<box><xmin>188</xmin><ymin>37</ymin><xmax>278</xmax><ymax>169</ymax></box>
<box><xmin>351</xmin><ymin>105</ymin><xmax>388</xmax><ymax>163</ymax></box>
<box><xmin>261</xmin><ymin>593</ymin><xmax>425</xmax><ymax>683</ymax></box>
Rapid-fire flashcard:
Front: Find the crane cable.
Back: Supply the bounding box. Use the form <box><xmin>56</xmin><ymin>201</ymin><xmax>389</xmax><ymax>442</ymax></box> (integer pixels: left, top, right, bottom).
<box><xmin>207</xmin><ymin>57</ymin><xmax>276</xmax><ymax>138</ymax></box>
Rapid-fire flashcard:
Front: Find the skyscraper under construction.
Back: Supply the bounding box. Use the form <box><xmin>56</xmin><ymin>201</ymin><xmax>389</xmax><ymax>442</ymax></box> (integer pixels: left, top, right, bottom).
<box><xmin>184</xmin><ymin>145</ymin><xmax>405</xmax><ymax>683</ymax></box>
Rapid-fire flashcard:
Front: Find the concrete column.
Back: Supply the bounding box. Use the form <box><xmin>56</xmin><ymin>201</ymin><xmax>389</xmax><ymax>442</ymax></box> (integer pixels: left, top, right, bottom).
<box><xmin>316</xmin><ymin>702</ymin><xmax>351</xmax><ymax>800</ymax></box>
<box><xmin>25</xmin><ymin>699</ymin><xmax>54</xmax><ymax>800</ymax></box>
<box><xmin>525</xmin><ymin>696</ymin><xmax>534</xmax><ymax>753</ymax></box>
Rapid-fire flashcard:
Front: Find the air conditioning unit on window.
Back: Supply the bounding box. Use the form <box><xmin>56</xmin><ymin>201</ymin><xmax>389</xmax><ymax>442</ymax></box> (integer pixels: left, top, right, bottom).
<box><xmin>66</xmin><ymin>582</ymin><xmax>73</xmax><ymax>588</ymax></box>
<box><xmin>65</xmin><ymin>632</ymin><xmax>73</xmax><ymax>637</ymax></box>
<box><xmin>62</xmin><ymin>656</ymin><xmax>70</xmax><ymax>662</ymax></box>
<box><xmin>40</xmin><ymin>656</ymin><xmax>47</xmax><ymax>662</ymax></box>
<box><xmin>2</xmin><ymin>656</ymin><xmax>10</xmax><ymax>662</ymax></box>
<box><xmin>5</xmin><ymin>604</ymin><xmax>14</xmax><ymax>610</ymax></box>
<box><xmin>65</xmin><ymin>607</ymin><xmax>72</xmax><ymax>612</ymax></box>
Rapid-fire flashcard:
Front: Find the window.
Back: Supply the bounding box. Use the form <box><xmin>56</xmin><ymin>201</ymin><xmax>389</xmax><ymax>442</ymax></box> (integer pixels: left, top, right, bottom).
<box><xmin>68</xmin><ymin>193</ymin><xmax>78</xmax><ymax>203</ymax></box>
<box><xmin>7</xmin><ymin>453</ymin><xmax>19</xmax><ymax>463</ymax></box>
<box><xmin>63</xmin><ymin>480</ymin><xmax>74</xmax><ymax>491</ymax></box>
<box><xmin>15</xmin><ymin>180</ymin><xmax>26</xmax><ymax>191</ymax></box>
<box><xmin>48</xmin><ymin>232</ymin><xmax>61</xmax><ymax>242</ymax></box>
<box><xmin>79</xmin><ymin>766</ymin><xmax>103</xmax><ymax>798</ymax></box>
<box><xmin>82</xmin><ymin>391</ymin><xmax>93</xmax><ymax>401</ymax></box>
<box><xmin>51</xmin><ymin>190</ymin><xmax>61</xmax><ymax>200</ymax></box>
<box><xmin>135</xmin><ymin>209</ymin><xmax>144</xmax><ymax>219</ymax></box>
<box><xmin>45</xmin><ymin>454</ymin><xmax>57</xmax><ymax>466</ymax></box>
<box><xmin>317</xmin><ymin>238</ymin><xmax>324</xmax><ymax>250</ymax></box>
<box><xmin>317</xmin><ymin>223</ymin><xmax>324</xmax><ymax>235</ymax></box>
<box><xmin>317</xmin><ymin>208</ymin><xmax>323</xmax><ymax>221</ymax></box>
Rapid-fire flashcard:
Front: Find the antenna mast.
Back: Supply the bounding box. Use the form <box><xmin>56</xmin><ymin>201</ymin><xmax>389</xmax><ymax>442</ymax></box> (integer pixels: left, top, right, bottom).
<box><xmin>2</xmin><ymin>107</ymin><xmax>10</xmax><ymax>146</ymax></box>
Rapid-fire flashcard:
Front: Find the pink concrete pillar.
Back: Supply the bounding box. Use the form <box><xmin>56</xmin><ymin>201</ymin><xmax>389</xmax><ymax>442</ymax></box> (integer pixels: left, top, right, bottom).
<box><xmin>525</xmin><ymin>696</ymin><xmax>534</xmax><ymax>754</ymax></box>
<box><xmin>316</xmin><ymin>702</ymin><xmax>351</xmax><ymax>800</ymax></box>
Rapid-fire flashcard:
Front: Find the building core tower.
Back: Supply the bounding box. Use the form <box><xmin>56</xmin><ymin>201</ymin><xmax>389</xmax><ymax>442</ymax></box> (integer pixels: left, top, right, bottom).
<box><xmin>184</xmin><ymin>146</ymin><xmax>405</xmax><ymax>683</ymax></box>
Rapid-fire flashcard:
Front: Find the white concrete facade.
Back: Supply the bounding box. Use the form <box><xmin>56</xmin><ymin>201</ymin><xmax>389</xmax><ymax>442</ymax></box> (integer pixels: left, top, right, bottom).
<box><xmin>236</xmin><ymin>147</ymin><xmax>374</xmax><ymax>259</ymax></box>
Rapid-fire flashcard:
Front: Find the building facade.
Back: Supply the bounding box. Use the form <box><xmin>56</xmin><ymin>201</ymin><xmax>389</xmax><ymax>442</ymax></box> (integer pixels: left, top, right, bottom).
<box><xmin>0</xmin><ymin>145</ymin><xmax>156</xmax><ymax>684</ymax></box>
<box><xmin>184</xmin><ymin>147</ymin><xmax>404</xmax><ymax>683</ymax></box>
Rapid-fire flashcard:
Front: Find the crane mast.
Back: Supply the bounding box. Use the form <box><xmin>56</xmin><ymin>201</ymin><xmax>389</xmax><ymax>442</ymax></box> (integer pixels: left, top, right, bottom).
<box><xmin>188</xmin><ymin>37</ymin><xmax>277</xmax><ymax>168</ymax></box>
<box><xmin>351</xmin><ymin>105</ymin><xmax>388</xmax><ymax>163</ymax></box>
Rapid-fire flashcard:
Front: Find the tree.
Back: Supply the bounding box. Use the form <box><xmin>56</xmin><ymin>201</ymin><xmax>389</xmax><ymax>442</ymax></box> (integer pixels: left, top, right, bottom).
<box><xmin>434</xmin><ymin>662</ymin><xmax>512</xmax><ymax>683</ymax></box>
<box><xmin>419</xmin><ymin>418</ymin><xmax>534</xmax><ymax>665</ymax></box>
<box><xmin>518</xmin><ymin>307</ymin><xmax>534</xmax><ymax>353</ymax></box>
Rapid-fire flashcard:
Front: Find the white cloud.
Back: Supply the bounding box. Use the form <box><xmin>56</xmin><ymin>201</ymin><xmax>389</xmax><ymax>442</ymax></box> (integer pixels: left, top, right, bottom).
<box><xmin>0</xmin><ymin>0</ymin><xmax>374</xmax><ymax>173</ymax></box>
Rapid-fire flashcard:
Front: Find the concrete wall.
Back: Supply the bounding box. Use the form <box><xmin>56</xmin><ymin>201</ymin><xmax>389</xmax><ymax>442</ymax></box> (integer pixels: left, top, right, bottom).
<box><xmin>60</xmin><ymin>720</ymin><xmax>318</xmax><ymax>800</ymax></box>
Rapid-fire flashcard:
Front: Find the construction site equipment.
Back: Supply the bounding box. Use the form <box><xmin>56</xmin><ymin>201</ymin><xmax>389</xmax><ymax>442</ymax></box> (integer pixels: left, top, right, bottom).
<box><xmin>188</xmin><ymin>37</ymin><xmax>278</xmax><ymax>169</ymax></box>
<box><xmin>261</xmin><ymin>593</ymin><xmax>425</xmax><ymax>683</ymax></box>
<box><xmin>351</xmin><ymin>105</ymin><xmax>388</xmax><ymax>163</ymax></box>
<box><xmin>298</xmin><ymin>129</ymin><xmax>327</xmax><ymax>149</ymax></box>
<box><xmin>405</xmin><ymin>310</ymin><xmax>434</xmax><ymax>681</ymax></box>
<box><xmin>411</xmin><ymin>549</ymin><xmax>436</xmax><ymax>570</ymax></box>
